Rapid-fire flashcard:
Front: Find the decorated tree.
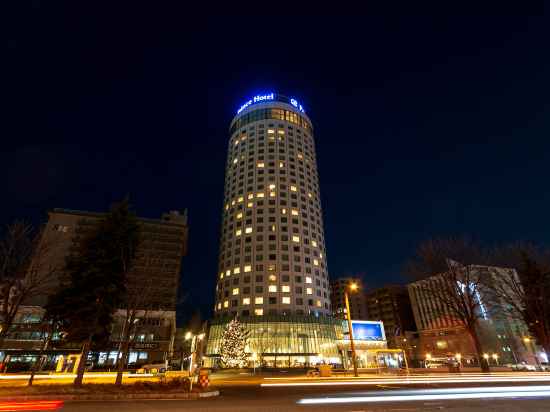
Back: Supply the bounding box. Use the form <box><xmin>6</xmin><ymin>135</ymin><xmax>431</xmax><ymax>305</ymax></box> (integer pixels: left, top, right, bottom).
<box><xmin>220</xmin><ymin>318</ymin><xmax>249</xmax><ymax>368</ymax></box>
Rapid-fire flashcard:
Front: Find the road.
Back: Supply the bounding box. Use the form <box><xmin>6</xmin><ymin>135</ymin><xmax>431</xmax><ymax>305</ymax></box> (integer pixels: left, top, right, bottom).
<box><xmin>6</xmin><ymin>372</ymin><xmax>550</xmax><ymax>411</ymax></box>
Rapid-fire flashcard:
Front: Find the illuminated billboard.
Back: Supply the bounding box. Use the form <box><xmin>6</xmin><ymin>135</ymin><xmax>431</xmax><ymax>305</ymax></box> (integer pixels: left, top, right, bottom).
<box><xmin>342</xmin><ymin>320</ymin><xmax>385</xmax><ymax>341</ymax></box>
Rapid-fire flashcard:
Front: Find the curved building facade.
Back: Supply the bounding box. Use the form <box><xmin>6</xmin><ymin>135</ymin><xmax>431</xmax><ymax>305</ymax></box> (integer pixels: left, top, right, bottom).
<box><xmin>215</xmin><ymin>93</ymin><xmax>330</xmax><ymax>318</ymax></box>
<box><xmin>205</xmin><ymin>93</ymin><xmax>338</xmax><ymax>367</ymax></box>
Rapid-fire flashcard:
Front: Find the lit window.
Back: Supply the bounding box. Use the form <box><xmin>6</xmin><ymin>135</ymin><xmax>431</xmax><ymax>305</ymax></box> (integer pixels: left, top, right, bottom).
<box><xmin>225</xmin><ymin>270</ymin><xmax>231</xmax><ymax>277</ymax></box>
<box><xmin>277</xmin><ymin>130</ymin><xmax>285</xmax><ymax>135</ymax></box>
<box><xmin>267</xmin><ymin>129</ymin><xmax>275</xmax><ymax>134</ymax></box>
<box><xmin>247</xmin><ymin>193</ymin><xmax>254</xmax><ymax>200</ymax></box>
<box><xmin>235</xmin><ymin>229</ymin><xmax>242</xmax><ymax>236</ymax></box>
<box><xmin>267</xmin><ymin>264</ymin><xmax>276</xmax><ymax>271</ymax></box>
<box><xmin>292</xmin><ymin>235</ymin><xmax>300</xmax><ymax>243</ymax></box>
<box><xmin>217</xmin><ymin>302</ymin><xmax>221</xmax><ymax>310</ymax></box>
<box><xmin>279</xmin><ymin>162</ymin><xmax>284</xmax><ymax>168</ymax></box>
<box><xmin>269</xmin><ymin>191</ymin><xmax>276</xmax><ymax>197</ymax></box>
<box><xmin>282</xmin><ymin>285</ymin><xmax>290</xmax><ymax>293</ymax></box>
<box><xmin>312</xmin><ymin>240</ymin><xmax>317</xmax><ymax>247</ymax></box>
<box><xmin>233</xmin><ymin>267</ymin><xmax>240</xmax><ymax>274</ymax></box>
<box><xmin>320</xmin><ymin>252</ymin><xmax>323</xmax><ymax>258</ymax></box>
<box><xmin>305</xmin><ymin>276</ymin><xmax>312</xmax><ymax>284</ymax></box>
<box><xmin>257</xmin><ymin>162</ymin><xmax>265</xmax><ymax>168</ymax></box>
<box><xmin>268</xmin><ymin>274</ymin><xmax>277</xmax><ymax>281</ymax></box>
<box><xmin>232</xmin><ymin>288</ymin><xmax>239</xmax><ymax>295</ymax></box>
<box><xmin>290</xmin><ymin>185</ymin><xmax>297</xmax><ymax>192</ymax></box>
<box><xmin>269</xmin><ymin>184</ymin><xmax>276</xmax><ymax>190</ymax></box>
<box><xmin>237</xmin><ymin>196</ymin><xmax>244</xmax><ymax>203</ymax></box>
<box><xmin>236</xmin><ymin>212</ymin><xmax>243</xmax><ymax>219</ymax></box>
<box><xmin>255</xmin><ymin>308</ymin><xmax>264</xmax><ymax>316</ymax></box>
<box><xmin>271</xmin><ymin>225</ymin><xmax>277</xmax><ymax>232</ymax></box>
<box><xmin>224</xmin><ymin>300</ymin><xmax>229</xmax><ymax>308</ymax></box>
<box><xmin>233</xmin><ymin>158</ymin><xmax>238</xmax><ymax>164</ymax></box>
<box><xmin>234</xmin><ymin>140</ymin><xmax>239</xmax><ymax>146</ymax></box>
<box><xmin>244</xmin><ymin>265</ymin><xmax>252</xmax><ymax>273</ymax></box>
<box><xmin>243</xmin><ymin>298</ymin><xmax>250</xmax><ymax>305</ymax></box>
<box><xmin>256</xmin><ymin>192</ymin><xmax>265</xmax><ymax>198</ymax></box>
<box><xmin>269</xmin><ymin>285</ymin><xmax>277</xmax><ymax>293</ymax></box>
<box><xmin>313</xmin><ymin>259</ymin><xmax>319</xmax><ymax>266</ymax></box>
<box><xmin>255</xmin><ymin>297</ymin><xmax>263</xmax><ymax>305</ymax></box>
<box><xmin>308</xmin><ymin>192</ymin><xmax>313</xmax><ymax>198</ymax></box>
<box><xmin>247</xmin><ymin>202</ymin><xmax>254</xmax><ymax>208</ymax></box>
<box><xmin>291</xmin><ymin>209</ymin><xmax>299</xmax><ymax>216</ymax></box>
<box><xmin>281</xmin><ymin>208</ymin><xmax>287</xmax><ymax>214</ymax></box>
<box><xmin>231</xmin><ymin>200</ymin><xmax>236</xmax><ymax>206</ymax></box>
<box><xmin>298</xmin><ymin>153</ymin><xmax>303</xmax><ymax>159</ymax></box>
<box><xmin>225</xmin><ymin>204</ymin><xmax>229</xmax><ymax>210</ymax></box>
<box><xmin>316</xmin><ymin>300</ymin><xmax>322</xmax><ymax>307</ymax></box>
<box><xmin>282</xmin><ymin>296</ymin><xmax>291</xmax><ymax>304</ymax></box>
<box><xmin>219</xmin><ymin>272</ymin><xmax>224</xmax><ymax>279</ymax></box>
<box><xmin>306</xmin><ymin>288</ymin><xmax>313</xmax><ymax>295</ymax></box>
<box><xmin>245</xmin><ymin>227</ymin><xmax>253</xmax><ymax>234</ymax></box>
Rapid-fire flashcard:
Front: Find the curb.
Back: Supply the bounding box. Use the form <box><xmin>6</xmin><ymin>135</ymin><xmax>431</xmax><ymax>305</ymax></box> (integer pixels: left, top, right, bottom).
<box><xmin>0</xmin><ymin>390</ymin><xmax>220</xmax><ymax>401</ymax></box>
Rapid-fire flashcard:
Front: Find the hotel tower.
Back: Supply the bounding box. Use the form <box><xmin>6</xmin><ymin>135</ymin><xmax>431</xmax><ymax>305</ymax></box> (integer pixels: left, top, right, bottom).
<box><xmin>205</xmin><ymin>93</ymin><xmax>340</xmax><ymax>367</ymax></box>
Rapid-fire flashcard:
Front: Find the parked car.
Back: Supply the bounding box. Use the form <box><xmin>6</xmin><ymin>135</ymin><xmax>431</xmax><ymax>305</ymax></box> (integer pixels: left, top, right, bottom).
<box><xmin>138</xmin><ymin>363</ymin><xmax>167</xmax><ymax>374</ymax></box>
<box><xmin>511</xmin><ymin>362</ymin><xmax>537</xmax><ymax>371</ymax></box>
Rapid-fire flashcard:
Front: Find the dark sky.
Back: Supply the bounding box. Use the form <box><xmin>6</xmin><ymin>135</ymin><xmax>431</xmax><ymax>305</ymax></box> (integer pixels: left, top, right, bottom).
<box><xmin>4</xmin><ymin>4</ymin><xmax>550</xmax><ymax>322</ymax></box>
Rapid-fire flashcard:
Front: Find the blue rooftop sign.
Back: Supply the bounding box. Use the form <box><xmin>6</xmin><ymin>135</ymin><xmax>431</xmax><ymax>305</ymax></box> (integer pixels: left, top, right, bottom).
<box><xmin>236</xmin><ymin>93</ymin><xmax>305</xmax><ymax>114</ymax></box>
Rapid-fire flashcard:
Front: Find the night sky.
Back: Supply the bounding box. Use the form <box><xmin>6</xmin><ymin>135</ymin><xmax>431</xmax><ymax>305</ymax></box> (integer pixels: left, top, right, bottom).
<box><xmin>4</xmin><ymin>5</ymin><xmax>550</xmax><ymax>322</ymax></box>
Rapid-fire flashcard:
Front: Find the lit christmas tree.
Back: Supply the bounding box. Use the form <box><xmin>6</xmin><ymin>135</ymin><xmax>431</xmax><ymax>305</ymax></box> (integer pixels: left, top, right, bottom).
<box><xmin>220</xmin><ymin>318</ymin><xmax>249</xmax><ymax>368</ymax></box>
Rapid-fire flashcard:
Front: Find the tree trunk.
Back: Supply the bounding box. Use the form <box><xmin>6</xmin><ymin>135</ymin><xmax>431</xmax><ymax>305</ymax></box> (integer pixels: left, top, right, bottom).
<box><xmin>74</xmin><ymin>337</ymin><xmax>91</xmax><ymax>387</ymax></box>
<box><xmin>28</xmin><ymin>331</ymin><xmax>52</xmax><ymax>386</ymax></box>
<box><xmin>115</xmin><ymin>341</ymin><xmax>130</xmax><ymax>386</ymax></box>
<box><xmin>469</xmin><ymin>327</ymin><xmax>490</xmax><ymax>372</ymax></box>
<box><xmin>0</xmin><ymin>327</ymin><xmax>9</xmax><ymax>351</ymax></box>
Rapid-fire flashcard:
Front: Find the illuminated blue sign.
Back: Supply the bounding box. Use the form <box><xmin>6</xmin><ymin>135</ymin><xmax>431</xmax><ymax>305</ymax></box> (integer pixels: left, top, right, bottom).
<box><xmin>236</xmin><ymin>93</ymin><xmax>305</xmax><ymax>114</ymax></box>
<box><xmin>237</xmin><ymin>93</ymin><xmax>274</xmax><ymax>114</ymax></box>
<box><xmin>343</xmin><ymin>320</ymin><xmax>385</xmax><ymax>341</ymax></box>
<box><xmin>290</xmin><ymin>98</ymin><xmax>305</xmax><ymax>113</ymax></box>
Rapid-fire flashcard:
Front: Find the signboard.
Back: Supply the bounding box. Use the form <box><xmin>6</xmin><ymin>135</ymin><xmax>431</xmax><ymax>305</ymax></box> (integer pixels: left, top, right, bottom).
<box><xmin>343</xmin><ymin>320</ymin><xmax>385</xmax><ymax>341</ymax></box>
<box><xmin>236</xmin><ymin>93</ymin><xmax>305</xmax><ymax>114</ymax></box>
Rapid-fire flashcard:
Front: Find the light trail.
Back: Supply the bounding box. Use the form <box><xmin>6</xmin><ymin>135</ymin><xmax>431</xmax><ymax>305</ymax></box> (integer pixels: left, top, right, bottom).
<box><xmin>0</xmin><ymin>373</ymin><xmax>154</xmax><ymax>380</ymax></box>
<box><xmin>0</xmin><ymin>400</ymin><xmax>63</xmax><ymax>410</ymax></box>
<box><xmin>264</xmin><ymin>372</ymin><xmax>550</xmax><ymax>380</ymax></box>
<box><xmin>262</xmin><ymin>374</ymin><xmax>550</xmax><ymax>387</ymax></box>
<box><xmin>297</xmin><ymin>385</ymin><xmax>550</xmax><ymax>404</ymax></box>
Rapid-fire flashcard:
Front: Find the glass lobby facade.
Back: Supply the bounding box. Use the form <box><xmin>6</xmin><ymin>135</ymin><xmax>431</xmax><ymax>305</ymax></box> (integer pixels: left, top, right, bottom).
<box><xmin>205</xmin><ymin>315</ymin><xmax>342</xmax><ymax>368</ymax></box>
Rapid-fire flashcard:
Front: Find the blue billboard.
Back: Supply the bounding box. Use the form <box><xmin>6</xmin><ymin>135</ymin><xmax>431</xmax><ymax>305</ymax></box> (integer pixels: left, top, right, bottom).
<box><xmin>343</xmin><ymin>320</ymin><xmax>385</xmax><ymax>341</ymax></box>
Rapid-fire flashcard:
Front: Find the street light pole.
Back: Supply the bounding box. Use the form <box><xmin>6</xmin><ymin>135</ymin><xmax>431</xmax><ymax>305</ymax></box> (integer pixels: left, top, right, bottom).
<box><xmin>344</xmin><ymin>286</ymin><xmax>358</xmax><ymax>377</ymax></box>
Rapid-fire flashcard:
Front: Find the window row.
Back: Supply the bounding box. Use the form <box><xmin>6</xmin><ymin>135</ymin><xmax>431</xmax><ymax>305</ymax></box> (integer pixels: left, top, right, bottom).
<box><xmin>229</xmin><ymin>108</ymin><xmax>312</xmax><ymax>135</ymax></box>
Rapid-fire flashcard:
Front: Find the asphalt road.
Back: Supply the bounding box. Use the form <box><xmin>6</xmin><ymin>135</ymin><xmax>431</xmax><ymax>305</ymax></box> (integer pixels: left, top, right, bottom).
<box><xmin>56</xmin><ymin>377</ymin><xmax>550</xmax><ymax>411</ymax></box>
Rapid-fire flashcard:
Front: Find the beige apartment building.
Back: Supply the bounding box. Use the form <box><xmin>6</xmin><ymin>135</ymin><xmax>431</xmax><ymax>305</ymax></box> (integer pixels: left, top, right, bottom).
<box><xmin>2</xmin><ymin>208</ymin><xmax>188</xmax><ymax>367</ymax></box>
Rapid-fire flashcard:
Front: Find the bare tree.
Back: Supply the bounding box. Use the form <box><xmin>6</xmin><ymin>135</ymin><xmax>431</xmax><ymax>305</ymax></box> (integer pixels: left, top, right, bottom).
<box><xmin>114</xmin><ymin>250</ymin><xmax>181</xmax><ymax>385</ymax></box>
<box><xmin>489</xmin><ymin>244</ymin><xmax>550</xmax><ymax>358</ymax></box>
<box><xmin>114</xmin><ymin>276</ymin><xmax>158</xmax><ymax>385</ymax></box>
<box><xmin>406</xmin><ymin>238</ymin><xmax>491</xmax><ymax>372</ymax></box>
<box><xmin>0</xmin><ymin>222</ymin><xmax>62</xmax><ymax>349</ymax></box>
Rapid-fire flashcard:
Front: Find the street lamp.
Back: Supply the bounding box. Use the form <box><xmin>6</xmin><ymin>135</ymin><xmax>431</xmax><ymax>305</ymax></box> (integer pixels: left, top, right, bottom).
<box><xmin>492</xmin><ymin>353</ymin><xmax>499</xmax><ymax>365</ymax></box>
<box><xmin>455</xmin><ymin>353</ymin><xmax>462</xmax><ymax>366</ymax></box>
<box><xmin>344</xmin><ymin>282</ymin><xmax>359</xmax><ymax>377</ymax></box>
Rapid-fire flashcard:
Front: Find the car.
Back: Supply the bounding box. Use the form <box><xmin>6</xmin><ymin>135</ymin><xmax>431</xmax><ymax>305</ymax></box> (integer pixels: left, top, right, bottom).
<box><xmin>511</xmin><ymin>362</ymin><xmax>537</xmax><ymax>371</ymax></box>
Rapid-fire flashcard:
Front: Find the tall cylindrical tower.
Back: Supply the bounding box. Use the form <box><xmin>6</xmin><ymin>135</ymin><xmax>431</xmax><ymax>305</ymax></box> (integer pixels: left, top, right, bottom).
<box><xmin>215</xmin><ymin>93</ymin><xmax>331</xmax><ymax>318</ymax></box>
<box><xmin>206</xmin><ymin>93</ymin><xmax>340</xmax><ymax>368</ymax></box>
